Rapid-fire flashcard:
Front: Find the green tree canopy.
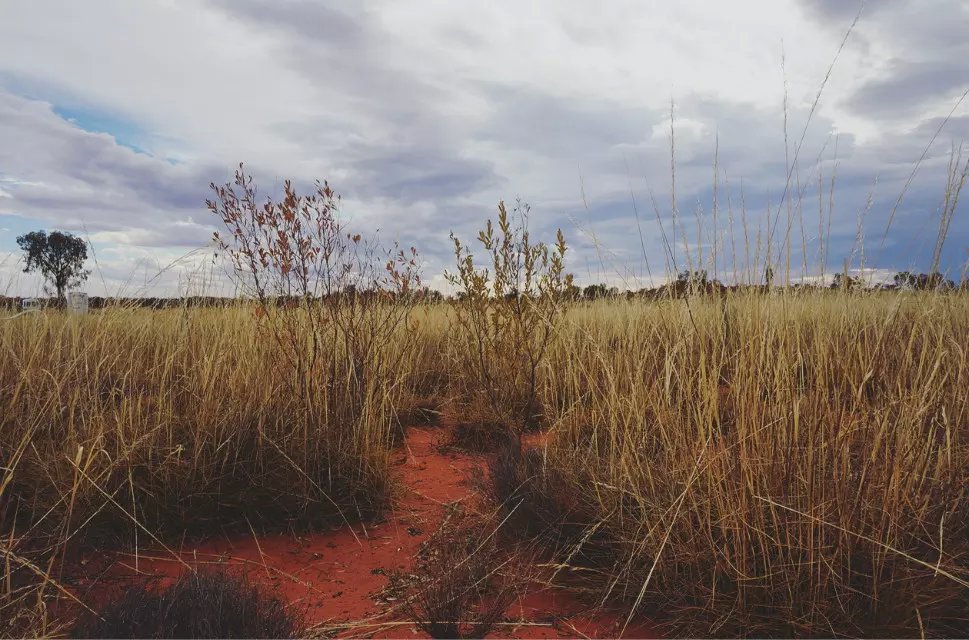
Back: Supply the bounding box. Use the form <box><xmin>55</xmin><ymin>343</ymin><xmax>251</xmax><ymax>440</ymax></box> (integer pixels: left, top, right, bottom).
<box><xmin>16</xmin><ymin>230</ymin><xmax>90</xmax><ymax>304</ymax></box>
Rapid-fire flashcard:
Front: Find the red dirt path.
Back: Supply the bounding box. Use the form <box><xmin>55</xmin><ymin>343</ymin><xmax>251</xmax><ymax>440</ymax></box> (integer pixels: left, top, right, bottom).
<box><xmin>72</xmin><ymin>426</ymin><xmax>655</xmax><ymax>638</ymax></box>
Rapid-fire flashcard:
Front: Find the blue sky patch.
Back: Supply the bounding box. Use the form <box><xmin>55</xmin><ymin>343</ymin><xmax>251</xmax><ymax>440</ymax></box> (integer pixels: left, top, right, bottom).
<box><xmin>0</xmin><ymin>214</ymin><xmax>50</xmax><ymax>251</ymax></box>
<box><xmin>52</xmin><ymin>104</ymin><xmax>151</xmax><ymax>155</ymax></box>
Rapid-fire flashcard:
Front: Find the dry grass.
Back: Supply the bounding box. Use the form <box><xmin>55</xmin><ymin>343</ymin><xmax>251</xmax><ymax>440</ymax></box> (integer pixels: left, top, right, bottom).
<box><xmin>0</xmin><ymin>303</ymin><xmax>424</xmax><ymax>636</ymax></box>
<box><xmin>388</xmin><ymin>504</ymin><xmax>531</xmax><ymax>639</ymax></box>
<box><xmin>523</xmin><ymin>290</ymin><xmax>969</xmax><ymax>637</ymax></box>
<box><xmin>405</xmin><ymin>284</ymin><xmax>969</xmax><ymax>636</ymax></box>
<box><xmin>3</xmin><ymin>288</ymin><xmax>968</xmax><ymax>637</ymax></box>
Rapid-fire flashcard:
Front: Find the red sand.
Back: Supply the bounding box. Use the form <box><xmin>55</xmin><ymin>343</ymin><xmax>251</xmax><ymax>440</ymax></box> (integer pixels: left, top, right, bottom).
<box><xmin>70</xmin><ymin>426</ymin><xmax>656</xmax><ymax>638</ymax></box>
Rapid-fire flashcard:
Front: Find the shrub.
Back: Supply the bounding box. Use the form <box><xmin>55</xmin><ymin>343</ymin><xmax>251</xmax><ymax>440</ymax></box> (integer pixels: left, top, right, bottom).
<box><xmin>209</xmin><ymin>164</ymin><xmax>421</xmax><ymax>443</ymax></box>
<box><xmin>446</xmin><ymin>200</ymin><xmax>570</xmax><ymax>442</ymax></box>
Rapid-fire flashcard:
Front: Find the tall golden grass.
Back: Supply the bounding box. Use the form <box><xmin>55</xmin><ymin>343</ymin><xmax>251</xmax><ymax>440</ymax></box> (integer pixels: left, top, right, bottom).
<box><xmin>3</xmin><ymin>287</ymin><xmax>968</xmax><ymax>637</ymax></box>
<box><xmin>0</xmin><ymin>304</ymin><xmax>422</xmax><ymax>635</ymax></box>
<box><xmin>529</xmin><ymin>291</ymin><xmax>969</xmax><ymax>636</ymax></box>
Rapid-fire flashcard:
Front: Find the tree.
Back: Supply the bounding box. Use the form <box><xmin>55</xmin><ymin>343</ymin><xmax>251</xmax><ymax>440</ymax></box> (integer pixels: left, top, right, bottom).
<box><xmin>893</xmin><ymin>271</ymin><xmax>917</xmax><ymax>289</ymax></box>
<box><xmin>893</xmin><ymin>271</ymin><xmax>954</xmax><ymax>291</ymax></box>
<box><xmin>831</xmin><ymin>272</ymin><xmax>861</xmax><ymax>290</ymax></box>
<box><xmin>677</xmin><ymin>269</ymin><xmax>709</xmax><ymax>286</ymax></box>
<box><xmin>677</xmin><ymin>269</ymin><xmax>710</xmax><ymax>293</ymax></box>
<box><xmin>16</xmin><ymin>230</ymin><xmax>89</xmax><ymax>304</ymax></box>
<box><xmin>583</xmin><ymin>283</ymin><xmax>609</xmax><ymax>300</ymax></box>
<box><xmin>562</xmin><ymin>278</ymin><xmax>581</xmax><ymax>302</ymax></box>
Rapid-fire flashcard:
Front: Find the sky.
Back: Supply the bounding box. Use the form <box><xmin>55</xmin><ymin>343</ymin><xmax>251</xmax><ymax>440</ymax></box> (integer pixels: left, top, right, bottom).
<box><xmin>1</xmin><ymin>0</ymin><xmax>968</xmax><ymax>297</ymax></box>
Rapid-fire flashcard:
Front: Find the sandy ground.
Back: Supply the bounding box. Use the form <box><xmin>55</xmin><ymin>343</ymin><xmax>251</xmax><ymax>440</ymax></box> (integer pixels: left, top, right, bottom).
<box><xmin>69</xmin><ymin>425</ymin><xmax>656</xmax><ymax>638</ymax></box>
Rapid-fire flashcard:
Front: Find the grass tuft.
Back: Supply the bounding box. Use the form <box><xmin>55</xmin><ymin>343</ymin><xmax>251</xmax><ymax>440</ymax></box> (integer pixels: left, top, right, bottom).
<box><xmin>71</xmin><ymin>570</ymin><xmax>303</xmax><ymax>639</ymax></box>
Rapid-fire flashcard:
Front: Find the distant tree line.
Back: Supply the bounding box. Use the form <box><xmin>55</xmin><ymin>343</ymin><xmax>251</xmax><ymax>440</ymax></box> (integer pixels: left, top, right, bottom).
<box><xmin>8</xmin><ymin>225</ymin><xmax>966</xmax><ymax>316</ymax></box>
<box><xmin>5</xmin><ymin>270</ymin><xmax>966</xmax><ymax>313</ymax></box>
<box><xmin>0</xmin><ymin>295</ymin><xmax>239</xmax><ymax>311</ymax></box>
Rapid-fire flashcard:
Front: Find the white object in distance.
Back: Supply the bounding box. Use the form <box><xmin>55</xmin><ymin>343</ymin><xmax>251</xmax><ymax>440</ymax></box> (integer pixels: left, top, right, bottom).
<box><xmin>68</xmin><ymin>291</ymin><xmax>89</xmax><ymax>314</ymax></box>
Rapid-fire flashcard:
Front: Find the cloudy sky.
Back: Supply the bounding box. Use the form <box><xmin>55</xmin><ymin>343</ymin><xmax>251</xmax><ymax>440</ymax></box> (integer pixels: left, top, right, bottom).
<box><xmin>1</xmin><ymin>0</ymin><xmax>968</xmax><ymax>296</ymax></box>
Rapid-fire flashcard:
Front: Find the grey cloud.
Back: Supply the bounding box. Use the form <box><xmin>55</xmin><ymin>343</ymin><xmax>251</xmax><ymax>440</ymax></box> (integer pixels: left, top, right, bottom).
<box><xmin>798</xmin><ymin>0</ymin><xmax>898</xmax><ymax>26</ymax></box>
<box><xmin>346</xmin><ymin>149</ymin><xmax>501</xmax><ymax>203</ymax></box>
<box><xmin>914</xmin><ymin>114</ymin><xmax>969</xmax><ymax>141</ymax></box>
<box><xmin>808</xmin><ymin>0</ymin><xmax>969</xmax><ymax>121</ymax></box>
<box><xmin>211</xmin><ymin>0</ymin><xmax>482</xmax><ymax>202</ymax></box>
<box><xmin>445</xmin><ymin>85</ymin><xmax>893</xmax><ymax>283</ymax></box>
<box><xmin>215</xmin><ymin>0</ymin><xmax>368</xmax><ymax>45</ymax></box>
<box><xmin>91</xmin><ymin>222</ymin><xmax>216</xmax><ymax>249</ymax></box>
<box><xmin>208</xmin><ymin>0</ymin><xmax>450</xmax><ymax>124</ymax></box>
<box><xmin>203</xmin><ymin>0</ymin><xmax>515</xmax><ymax>278</ymax></box>
<box><xmin>548</xmin><ymin>89</ymin><xmax>968</xmax><ymax>283</ymax></box>
<box><xmin>797</xmin><ymin>0</ymin><xmax>969</xmax><ymax>123</ymax></box>
<box><xmin>474</xmin><ymin>85</ymin><xmax>655</xmax><ymax>157</ymax></box>
<box><xmin>846</xmin><ymin>59</ymin><xmax>969</xmax><ymax>120</ymax></box>
<box><xmin>688</xmin><ymin>98</ymin><xmax>843</xmax><ymax>168</ymax></box>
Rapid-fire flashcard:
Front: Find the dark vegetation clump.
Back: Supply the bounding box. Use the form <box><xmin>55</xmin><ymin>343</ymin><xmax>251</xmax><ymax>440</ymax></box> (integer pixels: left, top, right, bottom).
<box><xmin>447</xmin><ymin>400</ymin><xmax>546</xmax><ymax>454</ymax></box>
<box><xmin>487</xmin><ymin>440</ymin><xmax>616</xmax><ymax>569</ymax></box>
<box><xmin>449</xmin><ymin>419</ymin><xmax>516</xmax><ymax>453</ymax></box>
<box><xmin>72</xmin><ymin>571</ymin><xmax>303</xmax><ymax>639</ymax></box>
<box><xmin>388</xmin><ymin>505</ymin><xmax>527</xmax><ymax>639</ymax></box>
<box><xmin>488</xmin><ymin>441</ymin><xmax>563</xmax><ymax>538</ymax></box>
<box><xmin>396</xmin><ymin>397</ymin><xmax>444</xmax><ymax>429</ymax></box>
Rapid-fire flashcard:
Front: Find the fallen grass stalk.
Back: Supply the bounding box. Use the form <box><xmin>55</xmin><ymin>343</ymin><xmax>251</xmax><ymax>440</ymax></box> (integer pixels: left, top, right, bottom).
<box><xmin>621</xmin><ymin>435</ymin><xmax>711</xmax><ymax>637</ymax></box>
<box><xmin>754</xmin><ymin>496</ymin><xmax>969</xmax><ymax>589</ymax></box>
<box><xmin>65</xmin><ymin>456</ymin><xmax>193</xmax><ymax>573</ymax></box>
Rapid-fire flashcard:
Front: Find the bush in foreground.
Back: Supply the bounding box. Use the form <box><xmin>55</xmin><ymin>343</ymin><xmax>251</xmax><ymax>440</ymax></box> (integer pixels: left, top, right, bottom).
<box><xmin>72</xmin><ymin>571</ymin><xmax>302</xmax><ymax>639</ymax></box>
